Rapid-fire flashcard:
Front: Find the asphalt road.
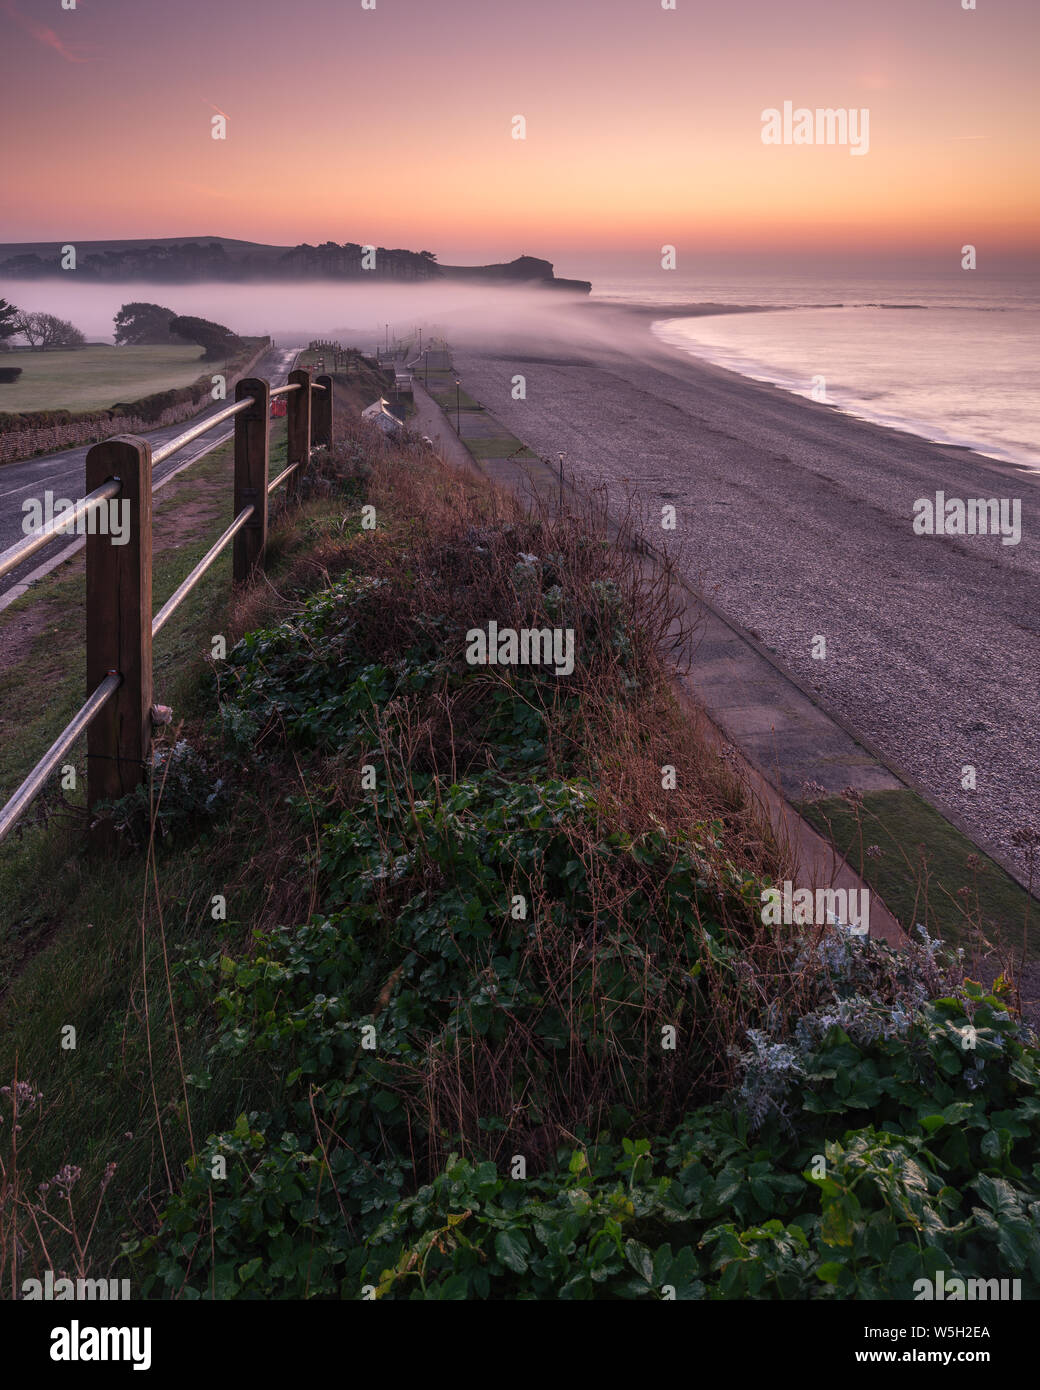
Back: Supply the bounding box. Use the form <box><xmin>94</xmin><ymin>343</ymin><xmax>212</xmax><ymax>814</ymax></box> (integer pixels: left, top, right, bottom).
<box><xmin>0</xmin><ymin>344</ymin><xmax>300</xmax><ymax>607</ymax></box>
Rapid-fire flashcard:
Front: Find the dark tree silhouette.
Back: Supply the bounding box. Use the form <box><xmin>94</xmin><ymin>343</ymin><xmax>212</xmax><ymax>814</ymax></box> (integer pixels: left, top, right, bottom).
<box><xmin>0</xmin><ymin>297</ymin><xmax>20</xmax><ymax>347</ymax></box>
<box><xmin>114</xmin><ymin>302</ymin><xmax>186</xmax><ymax>346</ymax></box>
<box><xmin>167</xmin><ymin>315</ymin><xmax>242</xmax><ymax>362</ymax></box>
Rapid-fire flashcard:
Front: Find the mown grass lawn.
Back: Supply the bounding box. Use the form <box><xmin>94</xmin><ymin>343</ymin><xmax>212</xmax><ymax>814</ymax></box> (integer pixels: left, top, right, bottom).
<box><xmin>0</xmin><ymin>345</ymin><xmax>208</xmax><ymax>413</ymax></box>
<box><xmin>798</xmin><ymin>787</ymin><xmax>1037</xmax><ymax>959</ymax></box>
<box><xmin>465</xmin><ymin>434</ymin><xmax>540</xmax><ymax>460</ymax></box>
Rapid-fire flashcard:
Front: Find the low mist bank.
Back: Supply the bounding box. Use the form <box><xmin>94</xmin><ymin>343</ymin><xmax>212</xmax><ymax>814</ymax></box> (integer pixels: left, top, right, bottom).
<box><xmin>0</xmin><ymin>278</ymin><xmax>670</xmax><ymax>363</ymax></box>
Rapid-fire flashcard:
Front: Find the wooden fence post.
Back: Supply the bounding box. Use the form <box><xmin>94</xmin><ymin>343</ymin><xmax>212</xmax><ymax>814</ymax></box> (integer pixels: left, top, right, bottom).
<box><xmin>85</xmin><ymin>436</ymin><xmax>153</xmax><ymax>851</ymax></box>
<box><xmin>313</xmin><ymin>374</ymin><xmax>334</xmax><ymax>450</ymax></box>
<box><xmin>286</xmin><ymin>368</ymin><xmax>311</xmax><ymax>503</ymax></box>
<box><xmin>233</xmin><ymin>376</ymin><xmax>270</xmax><ymax>582</ymax></box>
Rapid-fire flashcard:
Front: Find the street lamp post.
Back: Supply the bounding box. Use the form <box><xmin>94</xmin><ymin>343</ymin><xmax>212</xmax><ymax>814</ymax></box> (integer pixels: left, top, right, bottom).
<box><xmin>455</xmin><ymin>379</ymin><xmax>461</xmax><ymax>434</ymax></box>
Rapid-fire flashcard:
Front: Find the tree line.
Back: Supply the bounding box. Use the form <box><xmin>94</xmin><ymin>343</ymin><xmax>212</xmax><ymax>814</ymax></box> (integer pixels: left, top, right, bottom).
<box><xmin>0</xmin><ymin>239</ymin><xmax>443</xmax><ymax>282</ymax></box>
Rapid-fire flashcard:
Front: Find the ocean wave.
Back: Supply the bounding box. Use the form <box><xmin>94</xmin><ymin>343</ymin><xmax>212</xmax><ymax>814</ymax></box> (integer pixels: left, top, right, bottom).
<box><xmin>651</xmin><ymin>309</ymin><xmax>1040</xmax><ymax>470</ymax></box>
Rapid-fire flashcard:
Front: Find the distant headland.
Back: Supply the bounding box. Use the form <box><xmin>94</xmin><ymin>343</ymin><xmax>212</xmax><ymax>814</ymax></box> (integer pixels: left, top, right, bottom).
<box><xmin>0</xmin><ymin>237</ymin><xmax>592</xmax><ymax>293</ymax></box>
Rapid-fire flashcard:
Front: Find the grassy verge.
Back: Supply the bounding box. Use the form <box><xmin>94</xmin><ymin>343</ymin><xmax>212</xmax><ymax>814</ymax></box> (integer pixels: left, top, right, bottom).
<box><xmin>1</xmin><ymin>418</ymin><xmax>1038</xmax><ymax>1301</ymax></box>
<box><xmin>798</xmin><ymin>788</ymin><xmax>1037</xmax><ymax>961</ymax></box>
<box><xmin>466</xmin><ymin>435</ymin><xmax>541</xmax><ymax>461</ymax></box>
<box><xmin>427</xmin><ymin>384</ymin><xmax>484</xmax><ymax>412</ymax></box>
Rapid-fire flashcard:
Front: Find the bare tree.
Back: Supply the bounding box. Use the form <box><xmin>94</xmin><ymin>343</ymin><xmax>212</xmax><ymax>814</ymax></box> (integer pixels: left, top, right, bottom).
<box><xmin>14</xmin><ymin>311</ymin><xmax>43</xmax><ymax>348</ymax></box>
<box><xmin>15</xmin><ymin>311</ymin><xmax>86</xmax><ymax>350</ymax></box>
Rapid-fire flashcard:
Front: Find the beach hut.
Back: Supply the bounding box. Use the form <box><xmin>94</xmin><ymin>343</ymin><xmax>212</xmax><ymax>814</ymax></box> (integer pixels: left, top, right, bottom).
<box><xmin>362</xmin><ymin>397</ymin><xmax>405</xmax><ymax>435</ymax></box>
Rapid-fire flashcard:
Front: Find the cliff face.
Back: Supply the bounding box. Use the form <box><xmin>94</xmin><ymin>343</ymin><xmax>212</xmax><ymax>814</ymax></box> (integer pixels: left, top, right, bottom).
<box><xmin>0</xmin><ymin>240</ymin><xmax>592</xmax><ymax>291</ymax></box>
<box><xmin>440</xmin><ymin>255</ymin><xmax>591</xmax><ymax>293</ymax></box>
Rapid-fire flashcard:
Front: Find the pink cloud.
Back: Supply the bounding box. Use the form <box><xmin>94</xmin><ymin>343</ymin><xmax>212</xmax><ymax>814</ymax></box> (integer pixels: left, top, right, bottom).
<box><xmin>1</xmin><ymin>0</ymin><xmax>98</xmax><ymax>63</ymax></box>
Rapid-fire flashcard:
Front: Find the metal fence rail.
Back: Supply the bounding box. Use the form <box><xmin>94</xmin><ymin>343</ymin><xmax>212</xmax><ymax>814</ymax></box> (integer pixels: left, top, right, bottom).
<box><xmin>0</xmin><ymin>365</ymin><xmax>335</xmax><ymax>850</ymax></box>
<box><xmin>151</xmin><ymin>396</ymin><xmax>254</xmax><ymax>466</ymax></box>
<box><xmin>0</xmin><ymin>478</ymin><xmax>123</xmax><ymax>582</ymax></box>
<box><xmin>0</xmin><ymin>673</ymin><xmax>121</xmax><ymax>844</ymax></box>
<box><xmin>267</xmin><ymin>462</ymin><xmax>300</xmax><ymax>495</ymax></box>
<box><xmin>151</xmin><ymin>505</ymin><xmax>256</xmax><ymax>639</ymax></box>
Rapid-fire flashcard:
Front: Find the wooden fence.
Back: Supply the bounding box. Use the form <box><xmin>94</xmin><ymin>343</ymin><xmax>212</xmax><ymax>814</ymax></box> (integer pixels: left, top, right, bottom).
<box><xmin>0</xmin><ymin>367</ymin><xmax>334</xmax><ymax>850</ymax></box>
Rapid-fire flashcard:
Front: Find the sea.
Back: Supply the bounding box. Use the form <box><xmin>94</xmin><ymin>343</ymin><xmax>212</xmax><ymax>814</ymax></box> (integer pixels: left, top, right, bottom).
<box><xmin>592</xmin><ymin>274</ymin><xmax>1040</xmax><ymax>469</ymax></box>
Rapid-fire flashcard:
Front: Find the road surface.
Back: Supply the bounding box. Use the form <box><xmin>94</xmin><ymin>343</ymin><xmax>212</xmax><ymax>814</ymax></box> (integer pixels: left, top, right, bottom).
<box><xmin>0</xmin><ymin>344</ymin><xmax>300</xmax><ymax>608</ymax></box>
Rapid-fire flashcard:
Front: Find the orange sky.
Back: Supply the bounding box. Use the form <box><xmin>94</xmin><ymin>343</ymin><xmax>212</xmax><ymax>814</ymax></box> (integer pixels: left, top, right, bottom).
<box><xmin>2</xmin><ymin>0</ymin><xmax>1037</xmax><ymax>273</ymax></box>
